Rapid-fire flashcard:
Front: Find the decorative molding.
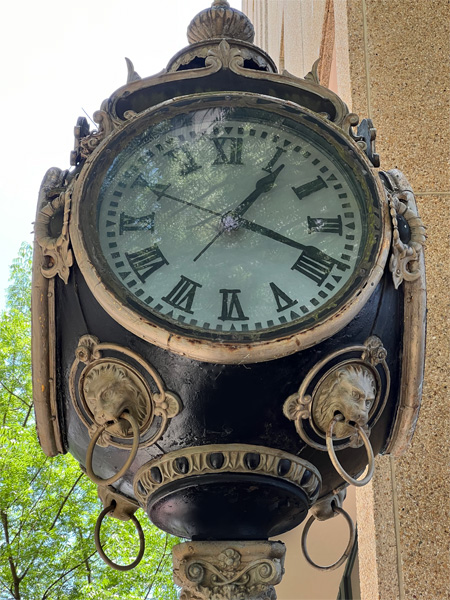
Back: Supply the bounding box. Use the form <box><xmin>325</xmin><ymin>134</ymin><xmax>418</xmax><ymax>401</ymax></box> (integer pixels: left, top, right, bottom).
<box><xmin>206</xmin><ymin>39</ymin><xmax>245</xmax><ymax>71</ymax></box>
<box><xmin>304</xmin><ymin>58</ymin><xmax>321</xmax><ymax>85</ymax></box>
<box><xmin>382</xmin><ymin>169</ymin><xmax>426</xmax><ymax>289</ymax></box>
<box><xmin>69</xmin><ymin>335</ymin><xmax>182</xmax><ymax>449</ymax></box>
<box><xmin>32</xmin><ymin>167</ymin><xmax>70</xmax><ymax>457</ymax></box>
<box><xmin>172</xmin><ymin>540</ymin><xmax>285</xmax><ymax>600</ymax></box>
<box><xmin>187</xmin><ymin>1</ymin><xmax>255</xmax><ymax>45</ymax></box>
<box><xmin>133</xmin><ymin>444</ymin><xmax>321</xmax><ymax>507</ymax></box>
<box><xmin>357</xmin><ymin>118</ymin><xmax>380</xmax><ymax>167</ymax></box>
<box><xmin>79</xmin><ymin>105</ymin><xmax>116</xmax><ymax>161</ymax></box>
<box><xmin>381</xmin><ymin>171</ymin><xmax>426</xmax><ymax>456</ymax></box>
<box><xmin>283</xmin><ymin>336</ymin><xmax>390</xmax><ymax>451</ymax></box>
<box><xmin>34</xmin><ymin>169</ymin><xmax>73</xmax><ymax>284</ymax></box>
<box><xmin>341</xmin><ymin>112</ymin><xmax>369</xmax><ymax>155</ymax></box>
<box><xmin>125</xmin><ymin>57</ymin><xmax>141</xmax><ymax>83</ymax></box>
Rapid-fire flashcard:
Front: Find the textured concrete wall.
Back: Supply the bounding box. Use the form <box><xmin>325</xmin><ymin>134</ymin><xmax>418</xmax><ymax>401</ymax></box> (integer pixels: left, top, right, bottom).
<box><xmin>346</xmin><ymin>1</ymin><xmax>450</xmax><ymax>598</ymax></box>
<box><xmin>242</xmin><ymin>1</ymin><xmax>450</xmax><ymax>599</ymax></box>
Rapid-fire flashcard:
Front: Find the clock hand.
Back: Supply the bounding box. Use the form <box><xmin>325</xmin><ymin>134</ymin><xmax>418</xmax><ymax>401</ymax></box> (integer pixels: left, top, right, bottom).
<box><xmin>151</xmin><ymin>183</ymin><xmax>348</xmax><ymax>274</ymax></box>
<box><xmin>150</xmin><ymin>185</ymin><xmax>219</xmax><ymax>216</ymax></box>
<box><xmin>231</xmin><ymin>163</ymin><xmax>285</xmax><ymax>217</ymax></box>
<box><xmin>237</xmin><ymin>218</ymin><xmax>351</xmax><ymax>273</ymax></box>
<box><xmin>193</xmin><ymin>164</ymin><xmax>285</xmax><ymax>262</ymax></box>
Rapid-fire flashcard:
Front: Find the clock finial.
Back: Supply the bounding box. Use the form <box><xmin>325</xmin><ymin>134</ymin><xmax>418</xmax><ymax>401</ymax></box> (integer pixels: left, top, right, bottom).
<box><xmin>187</xmin><ymin>1</ymin><xmax>255</xmax><ymax>44</ymax></box>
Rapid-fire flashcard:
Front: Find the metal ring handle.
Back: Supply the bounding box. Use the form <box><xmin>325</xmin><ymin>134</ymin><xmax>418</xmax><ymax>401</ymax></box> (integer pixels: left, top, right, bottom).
<box><xmin>94</xmin><ymin>502</ymin><xmax>145</xmax><ymax>571</ymax></box>
<box><xmin>326</xmin><ymin>417</ymin><xmax>375</xmax><ymax>487</ymax></box>
<box><xmin>301</xmin><ymin>506</ymin><xmax>356</xmax><ymax>571</ymax></box>
<box><xmin>86</xmin><ymin>413</ymin><xmax>140</xmax><ymax>485</ymax></box>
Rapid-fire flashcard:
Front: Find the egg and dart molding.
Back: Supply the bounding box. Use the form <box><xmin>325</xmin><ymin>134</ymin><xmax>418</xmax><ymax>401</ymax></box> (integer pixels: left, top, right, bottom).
<box><xmin>32</xmin><ymin>1</ymin><xmax>426</xmax><ymax>597</ymax></box>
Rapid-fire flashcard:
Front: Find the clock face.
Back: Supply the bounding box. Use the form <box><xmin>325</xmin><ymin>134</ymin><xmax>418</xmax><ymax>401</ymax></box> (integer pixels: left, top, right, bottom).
<box><xmin>75</xmin><ymin>95</ymin><xmax>385</xmax><ymax>362</ymax></box>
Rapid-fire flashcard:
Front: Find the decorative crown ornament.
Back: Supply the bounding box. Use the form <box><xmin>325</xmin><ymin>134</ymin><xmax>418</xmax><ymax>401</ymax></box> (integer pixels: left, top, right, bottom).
<box><xmin>187</xmin><ymin>0</ymin><xmax>255</xmax><ymax>44</ymax></box>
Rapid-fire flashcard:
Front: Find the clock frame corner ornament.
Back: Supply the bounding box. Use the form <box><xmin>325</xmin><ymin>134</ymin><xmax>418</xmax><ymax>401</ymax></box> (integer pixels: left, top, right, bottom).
<box><xmin>70</xmin><ymin>93</ymin><xmax>390</xmax><ymax>364</ymax></box>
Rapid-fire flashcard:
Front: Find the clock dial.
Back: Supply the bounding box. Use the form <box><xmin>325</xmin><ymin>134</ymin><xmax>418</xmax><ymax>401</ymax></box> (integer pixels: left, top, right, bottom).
<box><xmin>73</xmin><ymin>94</ymin><xmax>386</xmax><ymax>361</ymax></box>
<box><xmin>96</xmin><ymin>105</ymin><xmax>375</xmax><ymax>338</ymax></box>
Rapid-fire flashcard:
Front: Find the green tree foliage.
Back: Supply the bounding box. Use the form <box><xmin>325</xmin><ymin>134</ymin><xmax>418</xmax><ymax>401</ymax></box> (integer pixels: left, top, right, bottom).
<box><xmin>0</xmin><ymin>243</ymin><xmax>179</xmax><ymax>600</ymax></box>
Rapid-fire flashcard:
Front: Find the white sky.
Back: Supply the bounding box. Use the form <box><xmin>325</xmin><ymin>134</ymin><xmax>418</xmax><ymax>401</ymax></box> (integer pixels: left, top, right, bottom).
<box><xmin>0</xmin><ymin>0</ymin><xmax>240</xmax><ymax>305</ymax></box>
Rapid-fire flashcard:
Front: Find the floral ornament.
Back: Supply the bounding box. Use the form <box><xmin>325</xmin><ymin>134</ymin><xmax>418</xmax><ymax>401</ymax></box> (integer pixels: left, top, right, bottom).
<box><xmin>218</xmin><ymin>549</ymin><xmax>242</xmax><ymax>575</ymax></box>
<box><xmin>361</xmin><ymin>335</ymin><xmax>388</xmax><ymax>365</ymax></box>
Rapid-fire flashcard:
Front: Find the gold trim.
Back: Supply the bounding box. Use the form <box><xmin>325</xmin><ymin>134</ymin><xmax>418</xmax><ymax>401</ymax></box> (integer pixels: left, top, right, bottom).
<box><xmin>69</xmin><ymin>92</ymin><xmax>390</xmax><ymax>364</ymax></box>
<box><xmin>133</xmin><ymin>444</ymin><xmax>321</xmax><ymax>506</ymax></box>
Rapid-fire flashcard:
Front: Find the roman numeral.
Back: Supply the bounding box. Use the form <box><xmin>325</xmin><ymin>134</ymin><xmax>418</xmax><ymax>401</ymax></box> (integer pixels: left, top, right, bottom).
<box><xmin>307</xmin><ymin>215</ymin><xmax>343</xmax><ymax>235</ymax></box>
<box><xmin>269</xmin><ymin>282</ymin><xmax>298</xmax><ymax>312</ymax></box>
<box><xmin>119</xmin><ymin>212</ymin><xmax>155</xmax><ymax>234</ymax></box>
<box><xmin>162</xmin><ymin>276</ymin><xmax>202</xmax><ymax>314</ymax></box>
<box><xmin>130</xmin><ymin>173</ymin><xmax>151</xmax><ymax>189</ymax></box>
<box><xmin>292</xmin><ymin>176</ymin><xmax>328</xmax><ymax>200</ymax></box>
<box><xmin>262</xmin><ymin>147</ymin><xmax>287</xmax><ymax>173</ymax></box>
<box><xmin>219</xmin><ymin>289</ymin><xmax>249</xmax><ymax>321</ymax></box>
<box><xmin>125</xmin><ymin>246</ymin><xmax>169</xmax><ymax>283</ymax></box>
<box><xmin>291</xmin><ymin>247</ymin><xmax>350</xmax><ymax>286</ymax></box>
<box><xmin>212</xmin><ymin>137</ymin><xmax>244</xmax><ymax>165</ymax></box>
<box><xmin>164</xmin><ymin>146</ymin><xmax>202</xmax><ymax>176</ymax></box>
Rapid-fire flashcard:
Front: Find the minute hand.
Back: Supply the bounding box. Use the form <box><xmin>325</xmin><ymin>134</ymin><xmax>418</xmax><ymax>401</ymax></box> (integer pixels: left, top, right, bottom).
<box><xmin>237</xmin><ymin>218</ymin><xmax>350</xmax><ymax>273</ymax></box>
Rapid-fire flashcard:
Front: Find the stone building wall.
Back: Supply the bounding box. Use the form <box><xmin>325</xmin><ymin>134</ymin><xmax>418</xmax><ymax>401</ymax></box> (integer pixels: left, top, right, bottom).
<box><xmin>242</xmin><ymin>1</ymin><xmax>450</xmax><ymax>599</ymax></box>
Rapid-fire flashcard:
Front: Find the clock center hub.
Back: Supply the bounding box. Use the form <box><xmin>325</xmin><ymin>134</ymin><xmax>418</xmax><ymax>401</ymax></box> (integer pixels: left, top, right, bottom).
<box><xmin>220</xmin><ymin>212</ymin><xmax>241</xmax><ymax>232</ymax></box>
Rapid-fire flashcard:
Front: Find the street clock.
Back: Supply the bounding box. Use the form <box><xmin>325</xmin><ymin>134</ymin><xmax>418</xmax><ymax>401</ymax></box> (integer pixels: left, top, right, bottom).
<box><xmin>32</xmin><ymin>1</ymin><xmax>425</xmax><ymax>593</ymax></box>
<box><xmin>71</xmin><ymin>93</ymin><xmax>387</xmax><ymax>363</ymax></box>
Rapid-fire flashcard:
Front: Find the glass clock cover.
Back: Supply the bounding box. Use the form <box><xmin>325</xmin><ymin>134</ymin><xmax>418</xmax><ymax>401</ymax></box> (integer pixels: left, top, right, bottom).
<box><xmin>74</xmin><ymin>95</ymin><xmax>385</xmax><ymax>362</ymax></box>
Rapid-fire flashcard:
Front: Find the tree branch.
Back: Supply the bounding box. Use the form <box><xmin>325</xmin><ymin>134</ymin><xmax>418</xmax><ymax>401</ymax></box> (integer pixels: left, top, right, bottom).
<box><xmin>1</xmin><ymin>510</ymin><xmax>21</xmax><ymax>599</ymax></box>
<box><xmin>22</xmin><ymin>404</ymin><xmax>33</xmax><ymax>428</ymax></box>
<box><xmin>41</xmin><ymin>549</ymin><xmax>97</xmax><ymax>600</ymax></box>
<box><xmin>50</xmin><ymin>473</ymin><xmax>84</xmax><ymax>530</ymax></box>
<box><xmin>144</xmin><ymin>534</ymin><xmax>169</xmax><ymax>600</ymax></box>
<box><xmin>0</xmin><ymin>381</ymin><xmax>30</xmax><ymax>408</ymax></box>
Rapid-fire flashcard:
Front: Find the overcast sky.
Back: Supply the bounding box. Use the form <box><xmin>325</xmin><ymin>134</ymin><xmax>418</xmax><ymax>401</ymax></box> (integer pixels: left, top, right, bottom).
<box><xmin>0</xmin><ymin>0</ymin><xmax>240</xmax><ymax>305</ymax></box>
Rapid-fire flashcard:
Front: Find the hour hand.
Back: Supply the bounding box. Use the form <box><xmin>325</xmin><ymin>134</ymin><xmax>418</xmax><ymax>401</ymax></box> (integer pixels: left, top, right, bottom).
<box><xmin>232</xmin><ymin>164</ymin><xmax>285</xmax><ymax>217</ymax></box>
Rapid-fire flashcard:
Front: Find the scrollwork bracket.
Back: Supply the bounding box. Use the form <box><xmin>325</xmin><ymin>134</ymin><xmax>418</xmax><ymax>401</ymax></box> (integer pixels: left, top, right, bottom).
<box><xmin>173</xmin><ymin>540</ymin><xmax>285</xmax><ymax>600</ymax></box>
<box><xmin>382</xmin><ymin>169</ymin><xmax>426</xmax><ymax>289</ymax></box>
<box><xmin>35</xmin><ymin>168</ymin><xmax>73</xmax><ymax>284</ymax></box>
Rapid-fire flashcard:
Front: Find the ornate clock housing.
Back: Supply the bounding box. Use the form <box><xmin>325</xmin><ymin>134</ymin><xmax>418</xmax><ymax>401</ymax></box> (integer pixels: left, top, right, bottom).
<box><xmin>71</xmin><ymin>93</ymin><xmax>388</xmax><ymax>363</ymax></box>
<box><xmin>33</xmin><ymin>1</ymin><xmax>426</xmax><ymax>586</ymax></box>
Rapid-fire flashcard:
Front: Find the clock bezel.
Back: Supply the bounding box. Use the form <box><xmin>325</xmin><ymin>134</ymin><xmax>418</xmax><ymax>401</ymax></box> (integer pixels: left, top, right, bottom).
<box><xmin>70</xmin><ymin>92</ymin><xmax>390</xmax><ymax>364</ymax></box>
